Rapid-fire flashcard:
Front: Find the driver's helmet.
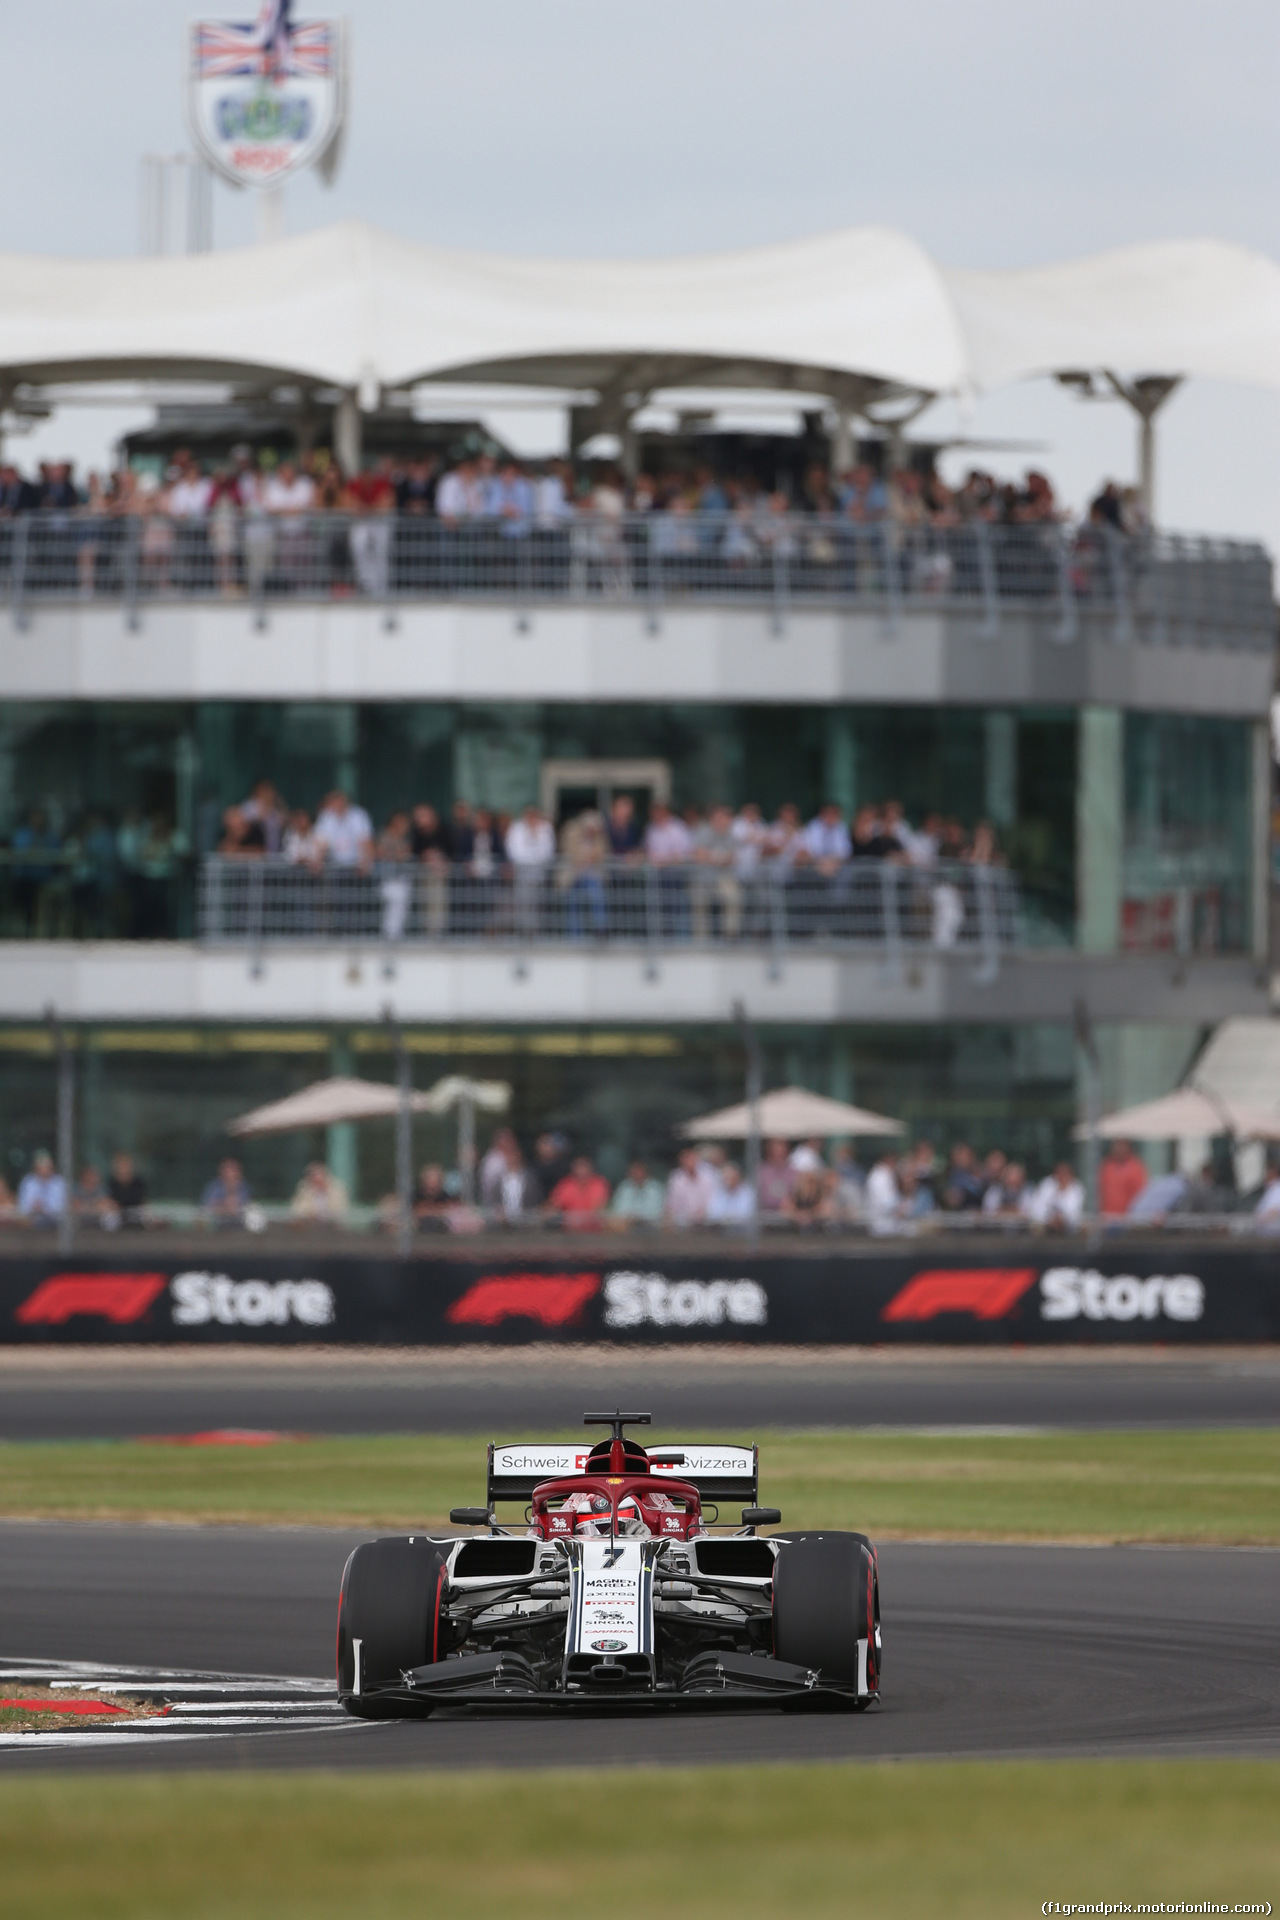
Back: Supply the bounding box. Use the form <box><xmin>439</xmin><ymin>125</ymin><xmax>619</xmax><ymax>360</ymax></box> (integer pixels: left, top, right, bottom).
<box><xmin>560</xmin><ymin>1490</ymin><xmax>611</xmax><ymax>1535</ymax></box>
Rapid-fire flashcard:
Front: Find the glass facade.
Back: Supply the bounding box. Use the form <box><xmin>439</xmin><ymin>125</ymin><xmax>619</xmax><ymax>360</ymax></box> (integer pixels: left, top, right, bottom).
<box><xmin>0</xmin><ymin>699</ymin><xmax>1257</xmax><ymax>951</ymax></box>
<box><xmin>0</xmin><ymin>1020</ymin><xmax>1078</xmax><ymax>1207</ymax></box>
<box><xmin>0</xmin><ymin>699</ymin><xmax>1080</xmax><ymax>940</ymax></box>
<box><xmin>1122</xmin><ymin>713</ymin><xmax>1253</xmax><ymax>953</ymax></box>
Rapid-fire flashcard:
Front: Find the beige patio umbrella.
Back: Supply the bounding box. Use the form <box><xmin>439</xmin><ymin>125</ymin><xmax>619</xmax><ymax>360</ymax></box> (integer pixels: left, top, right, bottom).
<box><xmin>679</xmin><ymin>1086</ymin><xmax>904</xmax><ymax>1140</ymax></box>
<box><xmin>226</xmin><ymin>1076</ymin><xmax>438</xmax><ymax>1136</ymax></box>
<box><xmin>1072</xmin><ymin>1086</ymin><xmax>1280</xmax><ymax>1141</ymax></box>
<box><xmin>418</xmin><ymin>1075</ymin><xmax>513</xmax><ymax>1207</ymax></box>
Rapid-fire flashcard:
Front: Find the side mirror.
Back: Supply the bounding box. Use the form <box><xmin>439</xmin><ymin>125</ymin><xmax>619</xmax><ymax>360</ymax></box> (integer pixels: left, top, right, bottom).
<box><xmin>741</xmin><ymin>1507</ymin><xmax>781</xmax><ymax>1530</ymax></box>
<box><xmin>449</xmin><ymin>1507</ymin><xmax>492</xmax><ymax>1527</ymax></box>
<box><xmin>648</xmin><ymin>1450</ymin><xmax>686</xmax><ymax>1466</ymax></box>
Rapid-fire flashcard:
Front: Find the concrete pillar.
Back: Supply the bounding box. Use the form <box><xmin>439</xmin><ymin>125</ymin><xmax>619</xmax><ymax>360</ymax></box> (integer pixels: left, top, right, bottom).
<box><xmin>1076</xmin><ymin>707</ymin><xmax>1123</xmax><ymax>953</ymax></box>
<box><xmin>984</xmin><ymin>712</ymin><xmax>1017</xmax><ymax>828</ymax></box>
<box><xmin>333</xmin><ymin>704</ymin><xmax>358</xmax><ymax>798</ymax></box>
<box><xmin>824</xmin><ymin>711</ymin><xmax>857</xmax><ymax>818</ymax></box>
<box><xmin>327</xmin><ymin>1032</ymin><xmax>358</xmax><ymax>1202</ymax></box>
<box><xmin>1250</xmin><ymin>718</ymin><xmax>1270</xmax><ymax>963</ymax></box>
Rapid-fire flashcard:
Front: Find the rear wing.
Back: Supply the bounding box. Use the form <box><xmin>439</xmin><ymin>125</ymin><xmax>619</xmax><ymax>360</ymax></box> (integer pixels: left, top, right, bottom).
<box><xmin>487</xmin><ymin>1442</ymin><xmax>758</xmax><ymax>1507</ymax></box>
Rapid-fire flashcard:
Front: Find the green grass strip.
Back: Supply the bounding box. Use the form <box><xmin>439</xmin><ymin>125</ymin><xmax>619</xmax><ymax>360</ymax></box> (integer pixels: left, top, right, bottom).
<box><xmin>0</xmin><ymin>1428</ymin><xmax>1277</xmax><ymax>1541</ymax></box>
<box><xmin>0</xmin><ymin>1760</ymin><xmax>1277</xmax><ymax>1919</ymax></box>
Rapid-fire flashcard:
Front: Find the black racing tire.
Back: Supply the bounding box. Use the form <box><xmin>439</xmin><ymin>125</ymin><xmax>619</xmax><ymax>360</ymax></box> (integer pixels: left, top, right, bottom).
<box><xmin>336</xmin><ymin>1536</ymin><xmax>447</xmax><ymax>1718</ymax></box>
<box><xmin>772</xmin><ymin>1532</ymin><xmax>880</xmax><ymax>1707</ymax></box>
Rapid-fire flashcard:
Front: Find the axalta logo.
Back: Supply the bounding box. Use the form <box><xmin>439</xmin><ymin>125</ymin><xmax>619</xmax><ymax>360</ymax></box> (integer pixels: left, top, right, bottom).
<box><xmin>881</xmin><ymin>1269</ymin><xmax>1037</xmax><ymax>1322</ymax></box>
<box><xmin>603</xmin><ymin>1273</ymin><xmax>768</xmax><ymax>1329</ymax></box>
<box><xmin>170</xmin><ymin>1273</ymin><xmax>335</xmax><ymax>1327</ymax></box>
<box><xmin>15</xmin><ymin>1273</ymin><xmax>168</xmax><ymax>1327</ymax></box>
<box><xmin>1040</xmin><ymin>1268</ymin><xmax>1204</xmax><ymax>1323</ymax></box>
<box><xmin>446</xmin><ymin>1273</ymin><xmax>600</xmax><ymax>1328</ymax></box>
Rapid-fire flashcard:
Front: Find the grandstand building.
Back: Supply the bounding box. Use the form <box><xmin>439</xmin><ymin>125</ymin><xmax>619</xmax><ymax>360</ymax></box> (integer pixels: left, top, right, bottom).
<box><xmin>0</xmin><ymin>223</ymin><xmax>1275</xmax><ymax>1203</ymax></box>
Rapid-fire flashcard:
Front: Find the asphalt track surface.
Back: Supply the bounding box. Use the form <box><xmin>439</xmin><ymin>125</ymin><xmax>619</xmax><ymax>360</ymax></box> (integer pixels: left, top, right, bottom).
<box><xmin>2</xmin><ymin>1345</ymin><xmax>1279</xmax><ymax>1439</ymax></box>
<box><xmin>2</xmin><ymin>1522</ymin><xmax>1278</xmax><ymax>1771</ymax></box>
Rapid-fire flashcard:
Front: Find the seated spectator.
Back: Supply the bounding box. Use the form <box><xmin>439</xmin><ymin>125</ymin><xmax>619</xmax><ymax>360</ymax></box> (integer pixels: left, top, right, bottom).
<box><xmin>864</xmin><ymin>1150</ymin><xmax>901</xmax><ymax>1236</ymax></box>
<box><xmin>413</xmin><ymin>1164</ymin><xmax>452</xmax><ymax>1232</ymax></box>
<box><xmin>1253</xmin><ymin>1163</ymin><xmax>1280</xmax><ymax>1231</ymax></box>
<box><xmin>376</xmin><ymin>810</ymin><xmax>413</xmax><ymax>941</ymax></box>
<box><xmin>1098</xmin><ymin>1138</ymin><xmax>1148</xmax><ymax>1218</ymax></box>
<box><xmin>558</xmin><ymin>807</ymin><xmax>608</xmax><ymax>941</ymax></box>
<box><xmin>896</xmin><ymin>1166</ymin><xmax>935</xmax><ymax>1221</ymax></box>
<box><xmin>981</xmin><ymin>1162</ymin><xmax>1032</xmax><ymax>1219</ymax></box>
<box><xmin>313</xmin><ymin>790</ymin><xmax>373</xmax><ymax>870</ymax></box>
<box><xmin>241</xmin><ymin>779</ymin><xmax>286</xmax><ymax>854</ymax></box>
<box><xmin>665</xmin><ymin>1145</ymin><xmax>719</xmax><ymax>1227</ymax></box>
<box><xmin>788</xmin><ymin>1136</ymin><xmax>825</xmax><ymax>1174</ymax></box>
<box><xmin>756</xmin><ymin>1137</ymin><xmax>795</xmax><ymax>1216</ymax></box>
<box><xmin>495</xmin><ymin>1141</ymin><xmax>539</xmax><ymax>1224</ymax></box>
<box><xmin>1127</xmin><ymin>1169</ymin><xmax>1190</xmax><ymax>1222</ymax></box>
<box><xmin>289</xmin><ymin>1160</ymin><xmax>349</xmax><ymax>1227</ymax></box>
<box><xmin>1029</xmin><ymin>1162</ymin><xmax>1085</xmax><ymax>1230</ymax></box>
<box><xmin>785</xmin><ymin>1168</ymin><xmax>830</xmax><ymax>1228</ymax></box>
<box><xmin>545</xmin><ymin>1155</ymin><xmax>611</xmax><ymax>1231</ymax></box>
<box><xmin>533</xmin><ymin>1130</ymin><xmax>572</xmax><ymax>1197</ymax></box>
<box><xmin>218</xmin><ymin>805</ymin><xmax>266</xmax><ymax>857</ymax></box>
<box><xmin>707</xmin><ymin>1161</ymin><xmax>757</xmax><ymax>1226</ymax></box>
<box><xmin>829</xmin><ymin>1144</ymin><xmax>866</xmax><ymax>1220</ymax></box>
<box><xmin>282</xmin><ymin>809</ymin><xmax>319</xmax><ymax>866</ymax></box>
<box><xmin>73</xmin><ymin>1166</ymin><xmax>113</xmax><ymax>1228</ymax></box>
<box><xmin>479</xmin><ymin>1127</ymin><xmax>519</xmax><ymax>1213</ymax></box>
<box><xmin>17</xmin><ymin>1150</ymin><xmax>66</xmax><ymax>1226</ymax></box>
<box><xmin>608</xmin><ymin>1159</ymin><xmax>666</xmax><ymax>1227</ymax></box>
<box><xmin>107</xmin><ymin>1152</ymin><xmax>150</xmax><ymax>1228</ymax></box>
<box><xmin>941</xmin><ymin>1143</ymin><xmax>984</xmax><ymax>1211</ymax></box>
<box><xmin>201</xmin><ymin>1157</ymin><xmax>252</xmax><ymax>1228</ymax></box>
<box><xmin>606</xmin><ymin>794</ymin><xmax>642</xmax><ymax>860</ymax></box>
<box><xmin>644</xmin><ymin>800</ymin><xmax>693</xmax><ymax>866</ymax></box>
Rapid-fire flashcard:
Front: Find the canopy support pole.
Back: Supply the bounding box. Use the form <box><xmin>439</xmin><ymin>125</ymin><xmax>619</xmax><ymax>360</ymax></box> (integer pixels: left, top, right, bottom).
<box><xmin>458</xmin><ymin>1093</ymin><xmax>476</xmax><ymax>1209</ymax></box>
<box><xmin>1102</xmin><ymin>373</ymin><xmax>1181</xmax><ymax>526</ymax></box>
<box><xmin>334</xmin><ymin>392</ymin><xmax>361</xmax><ymax>475</ymax></box>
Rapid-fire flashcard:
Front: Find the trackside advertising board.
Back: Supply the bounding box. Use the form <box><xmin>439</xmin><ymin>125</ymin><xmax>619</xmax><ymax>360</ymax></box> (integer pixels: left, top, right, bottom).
<box><xmin>0</xmin><ymin>1250</ymin><xmax>1277</xmax><ymax>1344</ymax></box>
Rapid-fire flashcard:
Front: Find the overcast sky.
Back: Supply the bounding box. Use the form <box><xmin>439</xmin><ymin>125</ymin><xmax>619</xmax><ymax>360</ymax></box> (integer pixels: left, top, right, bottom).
<box><xmin>3</xmin><ymin>0</ymin><xmax>1277</xmax><ymax>546</ymax></box>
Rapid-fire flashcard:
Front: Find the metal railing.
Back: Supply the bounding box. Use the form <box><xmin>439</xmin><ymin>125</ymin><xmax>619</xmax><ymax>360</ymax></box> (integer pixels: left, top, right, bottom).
<box><xmin>197</xmin><ymin>853</ymin><xmax>1021</xmax><ymax>966</ymax></box>
<box><xmin>1</xmin><ymin>511</ymin><xmax>1272</xmax><ymax>645</ymax></box>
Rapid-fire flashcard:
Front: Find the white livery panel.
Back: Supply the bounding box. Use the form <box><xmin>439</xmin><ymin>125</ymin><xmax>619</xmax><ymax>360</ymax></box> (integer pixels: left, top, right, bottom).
<box><xmin>488</xmin><ymin>1443</ymin><xmax>757</xmax><ymax>1505</ymax></box>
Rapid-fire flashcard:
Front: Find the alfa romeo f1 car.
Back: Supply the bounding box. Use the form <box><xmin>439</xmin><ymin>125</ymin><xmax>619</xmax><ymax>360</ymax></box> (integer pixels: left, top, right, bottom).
<box><xmin>336</xmin><ymin>1413</ymin><xmax>881</xmax><ymax>1712</ymax></box>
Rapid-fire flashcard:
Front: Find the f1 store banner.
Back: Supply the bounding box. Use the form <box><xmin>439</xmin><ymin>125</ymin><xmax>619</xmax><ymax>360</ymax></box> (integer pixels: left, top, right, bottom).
<box><xmin>0</xmin><ymin>1251</ymin><xmax>1277</xmax><ymax>1345</ymax></box>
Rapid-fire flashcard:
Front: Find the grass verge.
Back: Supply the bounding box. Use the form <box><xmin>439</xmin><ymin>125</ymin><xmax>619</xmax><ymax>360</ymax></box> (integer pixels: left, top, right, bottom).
<box><xmin>1</xmin><ymin>1760</ymin><xmax>1277</xmax><ymax>1920</ymax></box>
<box><xmin>0</xmin><ymin>1428</ymin><xmax>1277</xmax><ymax>1541</ymax></box>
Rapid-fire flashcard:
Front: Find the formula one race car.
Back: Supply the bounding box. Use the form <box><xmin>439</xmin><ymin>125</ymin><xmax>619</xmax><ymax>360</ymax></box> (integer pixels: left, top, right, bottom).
<box><xmin>336</xmin><ymin>1412</ymin><xmax>881</xmax><ymax>1714</ymax></box>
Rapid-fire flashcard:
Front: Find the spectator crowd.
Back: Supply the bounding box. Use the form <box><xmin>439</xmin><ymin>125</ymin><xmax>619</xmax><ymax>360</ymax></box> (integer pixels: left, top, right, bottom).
<box><xmin>0</xmin><ymin>445</ymin><xmax>1151</xmax><ymax>602</ymax></box>
<box><xmin>5</xmin><ymin>1133</ymin><xmax>1279</xmax><ymax>1237</ymax></box>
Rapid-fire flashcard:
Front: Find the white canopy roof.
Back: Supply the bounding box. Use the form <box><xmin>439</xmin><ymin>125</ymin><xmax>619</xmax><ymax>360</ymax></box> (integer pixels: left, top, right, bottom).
<box><xmin>1072</xmin><ymin>1087</ymin><xmax>1280</xmax><ymax>1143</ymax></box>
<box><xmin>2</xmin><ymin>220</ymin><xmax>1277</xmax><ymax>404</ymax></box>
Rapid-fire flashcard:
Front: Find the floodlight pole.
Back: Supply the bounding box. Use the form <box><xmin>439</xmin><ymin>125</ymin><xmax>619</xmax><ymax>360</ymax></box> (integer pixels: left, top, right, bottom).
<box><xmin>733</xmin><ymin>998</ymin><xmax>762</xmax><ymax>1246</ymax></box>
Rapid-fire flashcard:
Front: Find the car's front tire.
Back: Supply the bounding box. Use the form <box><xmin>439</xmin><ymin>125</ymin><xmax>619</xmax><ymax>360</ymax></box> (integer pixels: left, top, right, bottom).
<box><xmin>336</xmin><ymin>1536</ymin><xmax>447</xmax><ymax>1717</ymax></box>
<box><xmin>772</xmin><ymin>1532</ymin><xmax>880</xmax><ymax>1707</ymax></box>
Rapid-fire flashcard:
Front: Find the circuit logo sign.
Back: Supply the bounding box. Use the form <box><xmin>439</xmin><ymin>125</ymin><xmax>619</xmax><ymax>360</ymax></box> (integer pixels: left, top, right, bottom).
<box><xmin>446</xmin><ymin>1273</ymin><xmax>601</xmax><ymax>1328</ymax></box>
<box><xmin>15</xmin><ymin>1273</ymin><xmax>168</xmax><ymax>1326</ymax></box>
<box><xmin>881</xmin><ymin>1269</ymin><xmax>1037</xmax><ymax>1322</ymax></box>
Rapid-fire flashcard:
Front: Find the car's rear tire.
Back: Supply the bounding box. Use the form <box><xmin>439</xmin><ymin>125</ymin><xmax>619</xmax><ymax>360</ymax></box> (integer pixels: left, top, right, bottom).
<box><xmin>772</xmin><ymin>1532</ymin><xmax>880</xmax><ymax>1707</ymax></box>
<box><xmin>336</xmin><ymin>1537</ymin><xmax>447</xmax><ymax>1717</ymax></box>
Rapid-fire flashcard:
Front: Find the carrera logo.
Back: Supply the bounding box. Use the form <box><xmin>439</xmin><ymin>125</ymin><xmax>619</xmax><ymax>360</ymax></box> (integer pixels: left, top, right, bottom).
<box><xmin>446</xmin><ymin>1273</ymin><xmax>601</xmax><ymax>1328</ymax></box>
<box><xmin>881</xmin><ymin>1269</ymin><xmax>1038</xmax><ymax>1322</ymax></box>
<box><xmin>602</xmin><ymin>1273</ymin><xmax>768</xmax><ymax>1329</ymax></box>
<box><xmin>1040</xmin><ymin>1268</ymin><xmax>1204</xmax><ymax>1323</ymax></box>
<box><xmin>15</xmin><ymin>1273</ymin><xmax>168</xmax><ymax>1326</ymax></box>
<box><xmin>170</xmin><ymin>1273</ymin><xmax>335</xmax><ymax>1328</ymax></box>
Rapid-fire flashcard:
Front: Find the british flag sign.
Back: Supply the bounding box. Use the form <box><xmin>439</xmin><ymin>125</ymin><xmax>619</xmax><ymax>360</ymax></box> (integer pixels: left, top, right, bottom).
<box><xmin>188</xmin><ymin>0</ymin><xmax>346</xmax><ymax>188</ymax></box>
